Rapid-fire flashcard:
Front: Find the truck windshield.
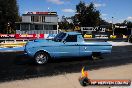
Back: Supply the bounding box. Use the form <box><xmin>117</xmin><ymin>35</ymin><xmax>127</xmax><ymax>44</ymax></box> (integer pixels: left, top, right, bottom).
<box><xmin>53</xmin><ymin>33</ymin><xmax>66</xmax><ymax>42</ymax></box>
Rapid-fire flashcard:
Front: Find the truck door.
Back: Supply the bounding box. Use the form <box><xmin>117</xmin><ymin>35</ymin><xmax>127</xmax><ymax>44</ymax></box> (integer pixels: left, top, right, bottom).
<box><xmin>59</xmin><ymin>35</ymin><xmax>80</xmax><ymax>57</ymax></box>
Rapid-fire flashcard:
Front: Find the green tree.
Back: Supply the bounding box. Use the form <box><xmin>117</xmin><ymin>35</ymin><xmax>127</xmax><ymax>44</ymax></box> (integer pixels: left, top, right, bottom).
<box><xmin>122</xmin><ymin>20</ymin><xmax>132</xmax><ymax>28</ymax></box>
<box><xmin>100</xmin><ymin>19</ymin><xmax>110</xmax><ymax>25</ymax></box>
<box><xmin>73</xmin><ymin>1</ymin><xmax>101</xmax><ymax>27</ymax></box>
<box><xmin>59</xmin><ymin>16</ymin><xmax>74</xmax><ymax>30</ymax></box>
<box><xmin>0</xmin><ymin>0</ymin><xmax>20</xmax><ymax>34</ymax></box>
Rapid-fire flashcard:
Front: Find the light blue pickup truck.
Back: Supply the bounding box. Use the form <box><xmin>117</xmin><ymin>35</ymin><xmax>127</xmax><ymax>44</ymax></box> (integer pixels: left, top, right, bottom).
<box><xmin>24</xmin><ymin>32</ymin><xmax>112</xmax><ymax>65</ymax></box>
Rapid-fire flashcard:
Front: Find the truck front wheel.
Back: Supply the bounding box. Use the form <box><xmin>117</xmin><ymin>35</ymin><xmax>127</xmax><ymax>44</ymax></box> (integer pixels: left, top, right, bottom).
<box><xmin>34</xmin><ymin>51</ymin><xmax>49</xmax><ymax>65</ymax></box>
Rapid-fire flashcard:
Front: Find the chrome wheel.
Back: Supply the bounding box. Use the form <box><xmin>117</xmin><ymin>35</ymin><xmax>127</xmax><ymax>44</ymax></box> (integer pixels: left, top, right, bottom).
<box><xmin>35</xmin><ymin>52</ymin><xmax>49</xmax><ymax>65</ymax></box>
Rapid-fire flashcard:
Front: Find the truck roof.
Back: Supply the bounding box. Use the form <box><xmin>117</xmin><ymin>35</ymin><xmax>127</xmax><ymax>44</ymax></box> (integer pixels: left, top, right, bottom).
<box><xmin>65</xmin><ymin>32</ymin><xmax>81</xmax><ymax>35</ymax></box>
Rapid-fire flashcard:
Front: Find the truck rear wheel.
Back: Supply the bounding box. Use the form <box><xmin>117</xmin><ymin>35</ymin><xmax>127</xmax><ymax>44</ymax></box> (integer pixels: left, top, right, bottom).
<box><xmin>34</xmin><ymin>51</ymin><xmax>49</xmax><ymax>65</ymax></box>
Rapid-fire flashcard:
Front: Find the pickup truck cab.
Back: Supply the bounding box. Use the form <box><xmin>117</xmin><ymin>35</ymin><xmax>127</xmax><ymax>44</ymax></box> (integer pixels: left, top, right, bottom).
<box><xmin>24</xmin><ymin>32</ymin><xmax>112</xmax><ymax>65</ymax></box>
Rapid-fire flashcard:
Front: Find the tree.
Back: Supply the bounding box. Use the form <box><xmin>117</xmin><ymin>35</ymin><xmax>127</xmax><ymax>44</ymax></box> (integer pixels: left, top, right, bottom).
<box><xmin>59</xmin><ymin>16</ymin><xmax>74</xmax><ymax>30</ymax></box>
<box><xmin>0</xmin><ymin>0</ymin><xmax>20</xmax><ymax>34</ymax></box>
<box><xmin>73</xmin><ymin>1</ymin><xmax>101</xmax><ymax>27</ymax></box>
<box><xmin>100</xmin><ymin>19</ymin><xmax>110</xmax><ymax>25</ymax></box>
<box><xmin>122</xmin><ymin>20</ymin><xmax>132</xmax><ymax>28</ymax></box>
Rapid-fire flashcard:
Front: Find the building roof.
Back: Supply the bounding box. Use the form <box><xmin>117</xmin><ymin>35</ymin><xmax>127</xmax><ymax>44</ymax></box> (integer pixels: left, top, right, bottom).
<box><xmin>15</xmin><ymin>22</ymin><xmax>58</xmax><ymax>25</ymax></box>
<box><xmin>22</xmin><ymin>12</ymin><xmax>57</xmax><ymax>16</ymax></box>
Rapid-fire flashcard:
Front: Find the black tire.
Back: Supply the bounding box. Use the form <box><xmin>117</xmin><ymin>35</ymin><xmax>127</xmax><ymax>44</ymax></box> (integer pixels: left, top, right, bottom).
<box><xmin>34</xmin><ymin>51</ymin><xmax>49</xmax><ymax>65</ymax></box>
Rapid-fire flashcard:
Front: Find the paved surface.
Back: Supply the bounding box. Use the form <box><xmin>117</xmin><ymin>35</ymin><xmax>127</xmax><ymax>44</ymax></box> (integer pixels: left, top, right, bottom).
<box><xmin>0</xmin><ymin>42</ymin><xmax>132</xmax><ymax>88</ymax></box>
<box><xmin>0</xmin><ymin>45</ymin><xmax>132</xmax><ymax>83</ymax></box>
<box><xmin>0</xmin><ymin>63</ymin><xmax>132</xmax><ymax>88</ymax></box>
<box><xmin>108</xmin><ymin>41</ymin><xmax>132</xmax><ymax>46</ymax></box>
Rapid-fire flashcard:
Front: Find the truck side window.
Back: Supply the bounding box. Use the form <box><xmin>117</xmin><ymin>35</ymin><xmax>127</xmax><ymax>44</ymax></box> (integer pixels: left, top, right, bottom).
<box><xmin>65</xmin><ymin>35</ymin><xmax>77</xmax><ymax>42</ymax></box>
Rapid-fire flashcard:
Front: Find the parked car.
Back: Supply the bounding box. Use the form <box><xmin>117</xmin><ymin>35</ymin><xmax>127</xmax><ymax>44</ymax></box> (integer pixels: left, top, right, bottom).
<box><xmin>24</xmin><ymin>32</ymin><xmax>112</xmax><ymax>65</ymax></box>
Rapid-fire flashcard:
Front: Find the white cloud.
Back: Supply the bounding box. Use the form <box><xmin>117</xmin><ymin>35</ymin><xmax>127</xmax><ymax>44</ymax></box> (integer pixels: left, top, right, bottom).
<box><xmin>47</xmin><ymin>0</ymin><xmax>64</xmax><ymax>5</ymax></box>
<box><xmin>101</xmin><ymin>13</ymin><xmax>108</xmax><ymax>16</ymax></box>
<box><xmin>24</xmin><ymin>11</ymin><xmax>29</xmax><ymax>14</ymax></box>
<box><xmin>62</xmin><ymin>9</ymin><xmax>75</xmax><ymax>13</ymax></box>
<box><xmin>127</xmin><ymin>16</ymin><xmax>132</xmax><ymax>21</ymax></box>
<box><xmin>64</xmin><ymin>0</ymin><xmax>71</xmax><ymax>1</ymax></box>
<box><xmin>94</xmin><ymin>3</ymin><xmax>106</xmax><ymax>8</ymax></box>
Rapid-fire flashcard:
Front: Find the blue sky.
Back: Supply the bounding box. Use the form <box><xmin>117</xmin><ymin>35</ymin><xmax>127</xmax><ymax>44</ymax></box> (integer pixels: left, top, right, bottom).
<box><xmin>17</xmin><ymin>0</ymin><xmax>132</xmax><ymax>23</ymax></box>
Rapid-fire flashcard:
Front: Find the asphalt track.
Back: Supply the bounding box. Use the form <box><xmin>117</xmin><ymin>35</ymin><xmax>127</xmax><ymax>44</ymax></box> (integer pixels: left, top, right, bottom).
<box><xmin>0</xmin><ymin>45</ymin><xmax>132</xmax><ymax>82</ymax></box>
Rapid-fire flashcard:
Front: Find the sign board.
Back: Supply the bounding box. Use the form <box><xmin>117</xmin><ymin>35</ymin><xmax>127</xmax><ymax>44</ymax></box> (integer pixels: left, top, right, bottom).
<box><xmin>110</xmin><ymin>35</ymin><xmax>117</xmax><ymax>39</ymax></box>
<box><xmin>15</xmin><ymin>34</ymin><xmax>44</xmax><ymax>39</ymax></box>
<box><xmin>0</xmin><ymin>34</ymin><xmax>15</xmax><ymax>38</ymax></box>
<box><xmin>94</xmin><ymin>35</ymin><xmax>109</xmax><ymax>39</ymax></box>
<box><xmin>84</xmin><ymin>34</ymin><xmax>92</xmax><ymax>39</ymax></box>
<box><xmin>81</xmin><ymin>27</ymin><xmax>106</xmax><ymax>32</ymax></box>
<box><xmin>44</xmin><ymin>34</ymin><xmax>57</xmax><ymax>39</ymax></box>
<box><xmin>115</xmin><ymin>25</ymin><xmax>127</xmax><ymax>28</ymax></box>
<box><xmin>74</xmin><ymin>26</ymin><xmax>81</xmax><ymax>31</ymax></box>
<box><xmin>0</xmin><ymin>34</ymin><xmax>58</xmax><ymax>39</ymax></box>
